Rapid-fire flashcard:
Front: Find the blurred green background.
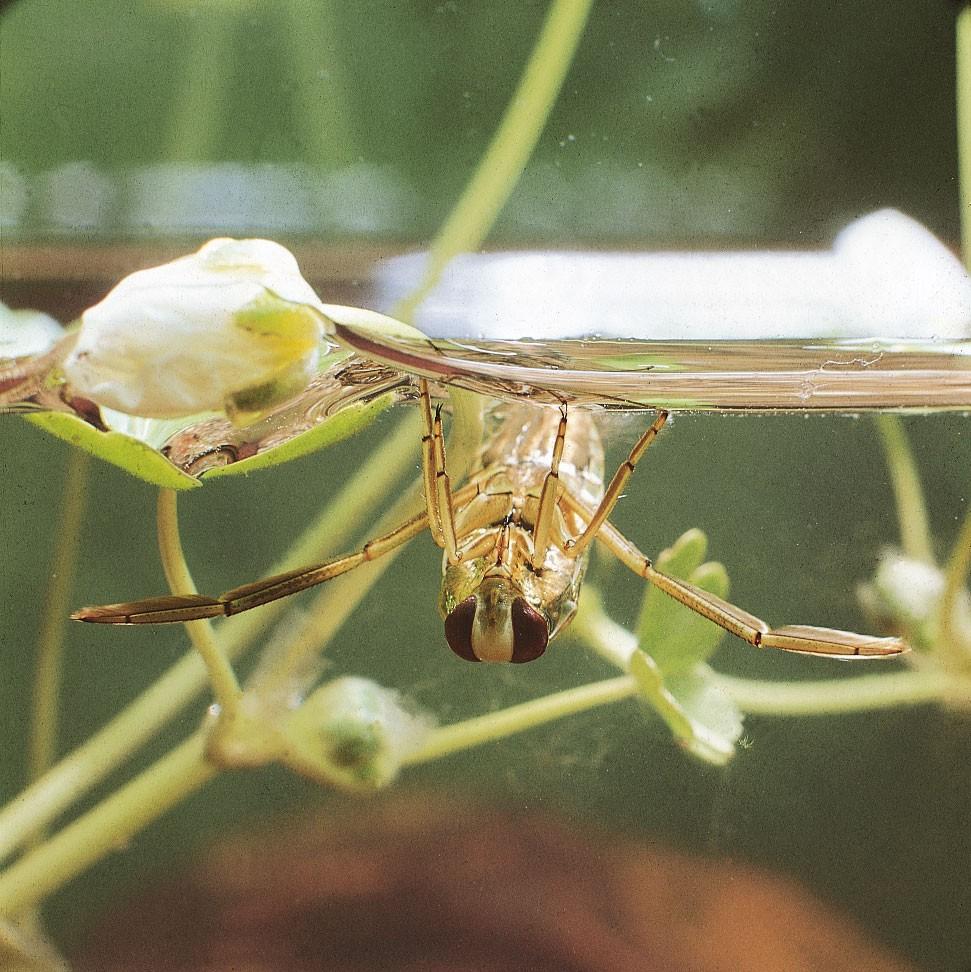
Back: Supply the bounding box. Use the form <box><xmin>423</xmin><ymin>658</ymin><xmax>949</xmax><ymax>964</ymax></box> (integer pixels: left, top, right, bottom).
<box><xmin>0</xmin><ymin>0</ymin><xmax>960</xmax><ymax>244</ymax></box>
<box><xmin>1</xmin><ymin>1</ymin><xmax>970</xmax><ymax>969</ymax></box>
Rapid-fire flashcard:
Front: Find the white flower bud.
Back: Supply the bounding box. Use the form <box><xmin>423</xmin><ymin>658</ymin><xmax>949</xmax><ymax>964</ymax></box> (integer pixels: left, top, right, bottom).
<box><xmin>285</xmin><ymin>677</ymin><xmax>434</xmax><ymax>792</ymax></box>
<box><xmin>62</xmin><ymin>238</ymin><xmax>329</xmax><ymax>420</ymax></box>
<box><xmin>0</xmin><ymin>303</ymin><xmax>65</xmax><ymax>359</ymax></box>
<box><xmin>868</xmin><ymin>551</ymin><xmax>946</xmax><ymax>627</ymax></box>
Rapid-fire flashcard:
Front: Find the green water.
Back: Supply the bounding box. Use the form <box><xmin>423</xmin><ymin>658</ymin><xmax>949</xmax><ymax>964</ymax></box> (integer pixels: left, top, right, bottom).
<box><xmin>1</xmin><ymin>1</ymin><xmax>968</xmax><ymax>966</ymax></box>
<box><xmin>2</xmin><ymin>402</ymin><xmax>969</xmax><ymax>968</ymax></box>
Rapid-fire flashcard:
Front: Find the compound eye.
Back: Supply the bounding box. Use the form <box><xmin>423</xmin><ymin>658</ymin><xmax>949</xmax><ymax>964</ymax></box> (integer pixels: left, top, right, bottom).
<box><xmin>444</xmin><ymin>596</ymin><xmax>479</xmax><ymax>662</ymax></box>
<box><xmin>510</xmin><ymin>598</ymin><xmax>549</xmax><ymax>663</ymax></box>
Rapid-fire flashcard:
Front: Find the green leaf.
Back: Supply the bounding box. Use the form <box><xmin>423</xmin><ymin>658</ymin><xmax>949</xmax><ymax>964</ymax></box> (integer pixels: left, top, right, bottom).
<box><xmin>205</xmin><ymin>390</ymin><xmax>396</xmax><ymax>480</ymax></box>
<box><xmin>665</xmin><ymin>669</ymin><xmax>744</xmax><ymax>766</ymax></box>
<box><xmin>627</xmin><ymin>529</ymin><xmax>743</xmax><ymax>764</ymax></box>
<box><xmin>15</xmin><ymin>340</ymin><xmax>399</xmax><ymax>489</ymax></box>
<box><xmin>629</xmin><ymin>652</ymin><xmax>743</xmax><ymax>766</ymax></box>
<box><xmin>25</xmin><ymin>412</ymin><xmax>201</xmax><ymax>490</ymax></box>
<box><xmin>636</xmin><ymin>528</ymin><xmax>730</xmax><ymax>674</ymax></box>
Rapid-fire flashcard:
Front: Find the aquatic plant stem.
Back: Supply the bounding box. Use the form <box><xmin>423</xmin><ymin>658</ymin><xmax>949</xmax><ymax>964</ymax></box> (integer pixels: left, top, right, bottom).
<box><xmin>711</xmin><ymin>670</ymin><xmax>954</xmax><ymax>716</ymax></box>
<box><xmin>952</xmin><ymin>7</ymin><xmax>971</xmax><ymax>659</ymax></box>
<box><xmin>393</xmin><ymin>0</ymin><xmax>595</xmax><ymax>321</ymax></box>
<box><xmin>0</xmin><ymin>415</ymin><xmax>419</xmax><ymax>864</ymax></box>
<box><xmin>573</xmin><ymin>592</ymin><xmax>953</xmax><ymax>718</ymax></box>
<box><xmin>940</xmin><ymin>501</ymin><xmax>971</xmax><ymax>661</ymax></box>
<box><xmin>165</xmin><ymin>10</ymin><xmax>232</xmax><ymax>162</ymax></box>
<box><xmin>958</xmin><ymin>3</ymin><xmax>971</xmax><ymax>270</ymax></box>
<box><xmin>287</xmin><ymin>0</ymin><xmax>360</xmax><ymax>165</ymax></box>
<box><xmin>2</xmin><ymin>651</ymin><xmax>953</xmax><ymax>915</ymax></box>
<box><xmin>405</xmin><ymin>677</ymin><xmax>639</xmax><ymax>764</ymax></box>
<box><xmin>874</xmin><ymin>416</ymin><xmax>934</xmax><ymax>563</ymax></box>
<box><xmin>27</xmin><ymin>450</ymin><xmax>90</xmax><ymax>789</ymax></box>
<box><xmin>0</xmin><ymin>0</ymin><xmax>589</xmax><ymax>905</ymax></box>
<box><xmin>0</xmin><ymin>734</ymin><xmax>215</xmax><ymax>918</ymax></box>
<box><xmin>156</xmin><ymin>489</ymin><xmax>243</xmax><ymax>719</ymax></box>
<box><xmin>407</xmin><ymin>662</ymin><xmax>956</xmax><ymax>768</ymax></box>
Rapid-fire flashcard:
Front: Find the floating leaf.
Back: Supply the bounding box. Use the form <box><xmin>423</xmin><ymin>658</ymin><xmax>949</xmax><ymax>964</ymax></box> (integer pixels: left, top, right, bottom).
<box><xmin>2</xmin><ymin>244</ymin><xmax>428</xmax><ymax>488</ymax></box>
<box><xmin>161</xmin><ymin>351</ymin><xmax>409</xmax><ymax>481</ymax></box>
<box><xmin>24</xmin><ymin>412</ymin><xmax>201</xmax><ymax>489</ymax></box>
<box><xmin>9</xmin><ymin>335</ymin><xmax>410</xmax><ymax>488</ymax></box>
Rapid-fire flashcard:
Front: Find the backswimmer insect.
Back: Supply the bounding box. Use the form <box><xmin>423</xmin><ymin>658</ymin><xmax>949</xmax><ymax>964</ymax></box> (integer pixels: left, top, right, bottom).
<box><xmin>73</xmin><ymin>378</ymin><xmax>907</xmax><ymax>663</ymax></box>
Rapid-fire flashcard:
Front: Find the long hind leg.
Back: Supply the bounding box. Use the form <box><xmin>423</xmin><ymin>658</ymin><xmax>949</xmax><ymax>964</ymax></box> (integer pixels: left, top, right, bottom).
<box><xmin>74</xmin><ymin>480</ymin><xmax>481</xmax><ymax>625</ymax></box>
<box><xmin>557</xmin><ymin>489</ymin><xmax>906</xmax><ymax>659</ymax></box>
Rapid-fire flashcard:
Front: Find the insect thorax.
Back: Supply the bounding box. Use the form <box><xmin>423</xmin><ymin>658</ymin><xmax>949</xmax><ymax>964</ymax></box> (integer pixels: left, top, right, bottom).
<box><xmin>437</xmin><ymin>402</ymin><xmax>604</xmax><ymax>660</ymax></box>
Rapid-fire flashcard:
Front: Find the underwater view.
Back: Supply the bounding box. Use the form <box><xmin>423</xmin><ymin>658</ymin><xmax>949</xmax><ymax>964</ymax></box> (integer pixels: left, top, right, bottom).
<box><xmin>1</xmin><ymin>3</ymin><xmax>970</xmax><ymax>970</ymax></box>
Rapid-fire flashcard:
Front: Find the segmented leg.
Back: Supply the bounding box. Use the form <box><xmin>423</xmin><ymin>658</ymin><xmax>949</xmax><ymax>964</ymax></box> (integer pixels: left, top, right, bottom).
<box><xmin>74</xmin><ymin>480</ymin><xmax>481</xmax><ymax>625</ymax></box>
<box><xmin>558</xmin><ymin>489</ymin><xmax>906</xmax><ymax>658</ymax></box>
<box><xmin>432</xmin><ymin>402</ymin><xmax>460</xmax><ymax>564</ymax></box>
<box><xmin>531</xmin><ymin>405</ymin><xmax>569</xmax><ymax>569</ymax></box>
<box><xmin>419</xmin><ymin>379</ymin><xmax>446</xmax><ymax>548</ymax></box>
<box><xmin>566</xmin><ymin>410</ymin><xmax>669</xmax><ymax>560</ymax></box>
<box><xmin>419</xmin><ymin>379</ymin><xmax>460</xmax><ymax>563</ymax></box>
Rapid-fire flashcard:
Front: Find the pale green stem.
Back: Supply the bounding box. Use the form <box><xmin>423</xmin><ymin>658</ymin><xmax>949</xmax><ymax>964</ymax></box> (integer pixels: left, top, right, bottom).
<box><xmin>166</xmin><ymin>11</ymin><xmax>232</xmax><ymax>162</ymax></box>
<box><xmin>712</xmin><ymin>670</ymin><xmax>954</xmax><ymax>716</ymax></box>
<box><xmin>393</xmin><ymin>0</ymin><xmax>595</xmax><ymax>321</ymax></box>
<box><xmin>156</xmin><ymin>489</ymin><xmax>243</xmax><ymax>718</ymax></box>
<box><xmin>287</xmin><ymin>0</ymin><xmax>360</xmax><ymax>166</ymax></box>
<box><xmin>0</xmin><ymin>676</ymin><xmax>636</xmax><ymax>912</ymax></box>
<box><xmin>28</xmin><ymin>450</ymin><xmax>90</xmax><ymax>787</ymax></box>
<box><xmin>403</xmin><ymin>663</ymin><xmax>956</xmax><ymax>768</ymax></box>
<box><xmin>958</xmin><ymin>5</ymin><xmax>971</xmax><ymax>270</ymax></box>
<box><xmin>0</xmin><ymin>734</ymin><xmax>215</xmax><ymax>918</ymax></box>
<box><xmin>0</xmin><ymin>655</ymin><xmax>951</xmax><ymax>915</ymax></box>
<box><xmin>874</xmin><ymin>415</ymin><xmax>934</xmax><ymax>563</ymax></box>
<box><xmin>257</xmin><ymin>518</ymin><xmax>416</xmax><ymax>700</ymax></box>
<box><xmin>404</xmin><ymin>676</ymin><xmax>639</xmax><ymax>765</ymax></box>
<box><xmin>0</xmin><ymin>416</ymin><xmax>418</xmax><ymax>864</ymax></box>
<box><xmin>570</xmin><ymin>588</ymin><xmax>639</xmax><ymax>669</ymax></box>
<box><xmin>0</xmin><ymin>0</ymin><xmax>586</xmax><ymax>901</ymax></box>
<box><xmin>940</xmin><ymin>501</ymin><xmax>971</xmax><ymax>660</ymax></box>
<box><xmin>574</xmin><ymin>589</ymin><xmax>952</xmax><ymax>716</ymax></box>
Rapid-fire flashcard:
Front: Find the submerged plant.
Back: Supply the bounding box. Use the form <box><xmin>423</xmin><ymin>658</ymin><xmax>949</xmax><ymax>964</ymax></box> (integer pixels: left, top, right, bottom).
<box><xmin>1</xmin><ymin>3</ymin><xmax>968</xmax><ymax>969</ymax></box>
<box><xmin>2</xmin><ymin>234</ymin><xmax>968</xmax><ymax>949</ymax></box>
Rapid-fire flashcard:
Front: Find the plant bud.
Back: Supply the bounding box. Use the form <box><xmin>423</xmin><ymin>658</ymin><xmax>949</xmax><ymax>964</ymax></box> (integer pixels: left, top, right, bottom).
<box><xmin>63</xmin><ymin>238</ymin><xmax>329</xmax><ymax>420</ymax></box>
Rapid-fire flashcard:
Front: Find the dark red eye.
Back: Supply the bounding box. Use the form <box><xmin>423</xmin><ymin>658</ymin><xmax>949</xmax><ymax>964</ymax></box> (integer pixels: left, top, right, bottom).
<box><xmin>510</xmin><ymin>598</ymin><xmax>549</xmax><ymax>663</ymax></box>
<box><xmin>444</xmin><ymin>596</ymin><xmax>479</xmax><ymax>662</ymax></box>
